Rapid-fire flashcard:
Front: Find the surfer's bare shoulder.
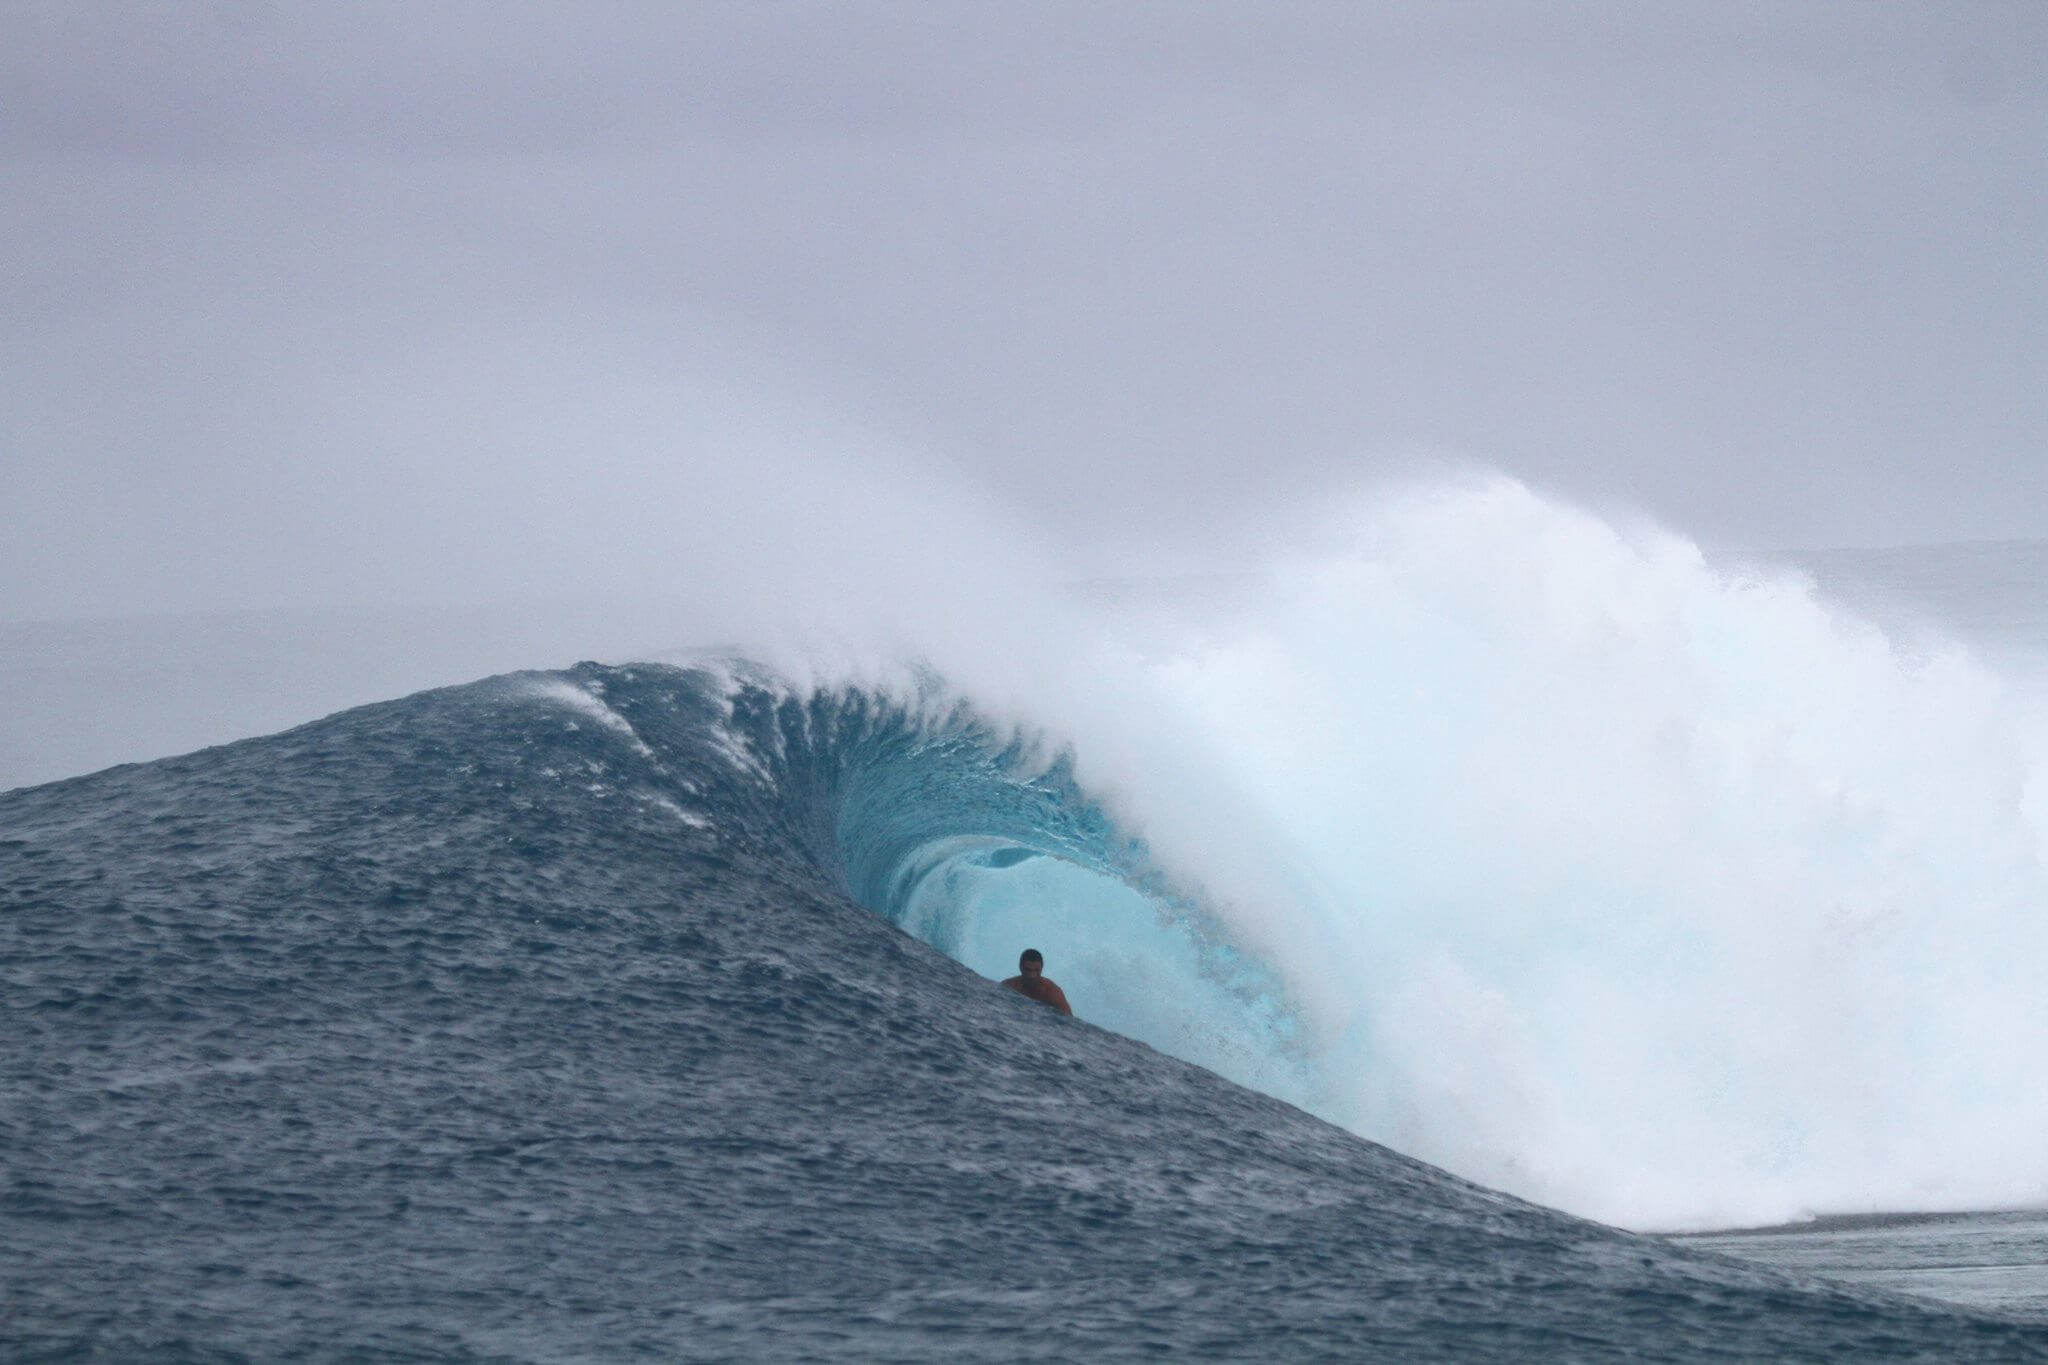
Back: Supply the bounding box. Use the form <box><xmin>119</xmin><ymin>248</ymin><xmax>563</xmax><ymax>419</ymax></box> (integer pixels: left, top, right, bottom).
<box><xmin>1001</xmin><ymin>949</ymin><xmax>1073</xmax><ymax>1017</ymax></box>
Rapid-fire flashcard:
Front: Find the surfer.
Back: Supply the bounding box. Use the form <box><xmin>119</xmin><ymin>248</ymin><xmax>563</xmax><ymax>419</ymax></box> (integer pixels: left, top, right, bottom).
<box><xmin>1001</xmin><ymin>948</ymin><xmax>1073</xmax><ymax>1016</ymax></box>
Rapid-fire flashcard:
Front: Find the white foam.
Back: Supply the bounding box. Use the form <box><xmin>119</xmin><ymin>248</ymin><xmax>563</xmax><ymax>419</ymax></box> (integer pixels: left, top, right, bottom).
<box><xmin>524</xmin><ymin>677</ymin><xmax>656</xmax><ymax>759</ymax></box>
<box><xmin>892</xmin><ymin>475</ymin><xmax>2048</xmax><ymax>1231</ymax></box>
<box><xmin>644</xmin><ymin>794</ymin><xmax>713</xmax><ymax>830</ymax></box>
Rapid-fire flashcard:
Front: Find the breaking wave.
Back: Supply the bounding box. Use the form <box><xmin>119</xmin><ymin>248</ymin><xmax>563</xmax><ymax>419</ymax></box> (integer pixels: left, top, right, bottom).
<box><xmin>693</xmin><ymin>476</ymin><xmax>2048</xmax><ymax>1231</ymax></box>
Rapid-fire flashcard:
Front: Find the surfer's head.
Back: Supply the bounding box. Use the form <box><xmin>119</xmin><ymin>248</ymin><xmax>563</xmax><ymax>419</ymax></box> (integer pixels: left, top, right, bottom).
<box><xmin>1018</xmin><ymin>949</ymin><xmax>1044</xmax><ymax>978</ymax></box>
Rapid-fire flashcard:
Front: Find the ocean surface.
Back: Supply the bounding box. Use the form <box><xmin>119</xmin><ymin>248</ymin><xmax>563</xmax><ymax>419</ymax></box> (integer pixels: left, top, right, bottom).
<box><xmin>9</xmin><ymin>484</ymin><xmax>2048</xmax><ymax>1358</ymax></box>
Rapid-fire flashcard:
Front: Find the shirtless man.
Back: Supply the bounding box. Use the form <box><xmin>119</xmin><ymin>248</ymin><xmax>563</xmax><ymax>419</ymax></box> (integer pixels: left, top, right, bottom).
<box><xmin>1000</xmin><ymin>948</ymin><xmax>1073</xmax><ymax>1016</ymax></box>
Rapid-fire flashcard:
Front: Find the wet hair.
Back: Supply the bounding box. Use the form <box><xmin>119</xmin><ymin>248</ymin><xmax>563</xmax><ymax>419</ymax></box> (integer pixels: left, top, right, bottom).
<box><xmin>1019</xmin><ymin>949</ymin><xmax>1044</xmax><ymax>968</ymax></box>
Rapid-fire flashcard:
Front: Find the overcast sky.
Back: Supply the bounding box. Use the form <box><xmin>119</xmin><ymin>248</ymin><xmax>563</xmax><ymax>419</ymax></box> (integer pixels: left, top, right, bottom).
<box><xmin>4</xmin><ymin>0</ymin><xmax>2044</xmax><ymax>622</ymax></box>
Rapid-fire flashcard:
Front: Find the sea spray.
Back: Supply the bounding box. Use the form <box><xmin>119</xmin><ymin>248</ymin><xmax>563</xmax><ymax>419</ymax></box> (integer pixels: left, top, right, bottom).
<box><xmin>15</xmin><ymin>461</ymin><xmax>2047</xmax><ymax>1234</ymax></box>
<box><xmin>859</xmin><ymin>476</ymin><xmax>2048</xmax><ymax>1230</ymax></box>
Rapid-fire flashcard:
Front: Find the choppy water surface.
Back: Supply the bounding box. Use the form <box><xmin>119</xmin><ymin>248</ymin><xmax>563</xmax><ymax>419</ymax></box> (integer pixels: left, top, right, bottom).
<box><xmin>9</xmin><ymin>662</ymin><xmax>2048</xmax><ymax>1360</ymax></box>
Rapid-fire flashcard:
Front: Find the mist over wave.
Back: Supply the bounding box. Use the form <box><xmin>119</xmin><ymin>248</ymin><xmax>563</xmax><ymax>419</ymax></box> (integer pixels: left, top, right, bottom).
<box><xmin>809</xmin><ymin>475</ymin><xmax>2048</xmax><ymax>1231</ymax></box>
<box><xmin>13</xmin><ymin>465</ymin><xmax>2048</xmax><ymax>1234</ymax></box>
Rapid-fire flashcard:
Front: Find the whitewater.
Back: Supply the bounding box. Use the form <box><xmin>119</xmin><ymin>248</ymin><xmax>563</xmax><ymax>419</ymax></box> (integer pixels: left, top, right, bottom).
<box><xmin>775</xmin><ymin>474</ymin><xmax>2048</xmax><ymax>1233</ymax></box>
<box><xmin>10</xmin><ymin>473</ymin><xmax>2048</xmax><ymax>1357</ymax></box>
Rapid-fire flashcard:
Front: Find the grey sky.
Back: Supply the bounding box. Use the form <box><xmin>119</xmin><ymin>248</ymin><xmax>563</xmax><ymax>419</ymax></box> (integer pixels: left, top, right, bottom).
<box><xmin>4</xmin><ymin>0</ymin><xmax>2044</xmax><ymax>622</ymax></box>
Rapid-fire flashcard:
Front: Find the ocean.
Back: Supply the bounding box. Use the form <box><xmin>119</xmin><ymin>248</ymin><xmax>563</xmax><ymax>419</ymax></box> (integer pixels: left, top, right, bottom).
<box><xmin>8</xmin><ymin>479</ymin><xmax>2048</xmax><ymax>1359</ymax></box>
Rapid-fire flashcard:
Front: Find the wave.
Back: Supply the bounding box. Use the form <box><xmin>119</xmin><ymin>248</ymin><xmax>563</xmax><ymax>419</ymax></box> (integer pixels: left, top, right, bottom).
<box><xmin>22</xmin><ymin>646</ymin><xmax>2044</xmax><ymax>1357</ymax></box>
<box><xmin>684</xmin><ymin>666</ymin><xmax>1325</xmax><ymax>1119</ymax></box>
<box><xmin>669</xmin><ymin>476</ymin><xmax>2048</xmax><ymax>1232</ymax></box>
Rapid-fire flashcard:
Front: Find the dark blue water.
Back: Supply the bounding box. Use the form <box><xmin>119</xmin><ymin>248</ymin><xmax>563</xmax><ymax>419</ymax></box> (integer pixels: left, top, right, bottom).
<box><xmin>7</xmin><ymin>661</ymin><xmax>2046</xmax><ymax>1360</ymax></box>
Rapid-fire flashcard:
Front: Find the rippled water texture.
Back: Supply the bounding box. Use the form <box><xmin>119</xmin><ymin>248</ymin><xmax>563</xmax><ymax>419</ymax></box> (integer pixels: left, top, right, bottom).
<box><xmin>7</xmin><ymin>664</ymin><xmax>2048</xmax><ymax>1359</ymax></box>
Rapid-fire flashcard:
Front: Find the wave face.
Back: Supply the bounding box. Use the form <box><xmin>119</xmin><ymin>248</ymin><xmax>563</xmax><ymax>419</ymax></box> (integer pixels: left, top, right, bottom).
<box><xmin>9</xmin><ymin>656</ymin><xmax>2047</xmax><ymax>1358</ymax></box>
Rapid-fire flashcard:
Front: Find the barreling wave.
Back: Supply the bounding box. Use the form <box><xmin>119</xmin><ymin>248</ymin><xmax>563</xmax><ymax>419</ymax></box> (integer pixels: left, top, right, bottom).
<box><xmin>18</xmin><ymin>472</ymin><xmax>2047</xmax><ymax>1239</ymax></box>
<box><xmin>21</xmin><ymin>639</ymin><xmax>2047</xmax><ymax>1357</ymax></box>
<box><xmin>598</xmin><ymin>475</ymin><xmax>2048</xmax><ymax>1234</ymax></box>
<box><xmin>632</xmin><ymin>662</ymin><xmax>1321</xmax><ymax>1113</ymax></box>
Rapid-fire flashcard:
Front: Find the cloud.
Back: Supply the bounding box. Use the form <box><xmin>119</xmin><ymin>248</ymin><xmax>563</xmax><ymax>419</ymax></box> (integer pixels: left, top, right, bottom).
<box><xmin>4</xmin><ymin>2</ymin><xmax>2045</xmax><ymax>622</ymax></box>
